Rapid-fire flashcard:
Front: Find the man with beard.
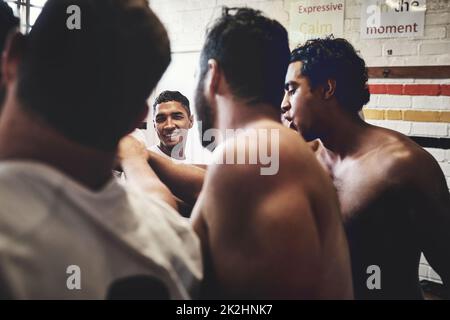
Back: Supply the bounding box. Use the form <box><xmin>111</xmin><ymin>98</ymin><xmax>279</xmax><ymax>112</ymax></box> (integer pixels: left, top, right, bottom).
<box><xmin>281</xmin><ymin>37</ymin><xmax>450</xmax><ymax>299</ymax></box>
<box><xmin>0</xmin><ymin>0</ymin><xmax>19</xmax><ymax>106</ymax></box>
<box><xmin>189</xmin><ymin>7</ymin><xmax>353</xmax><ymax>299</ymax></box>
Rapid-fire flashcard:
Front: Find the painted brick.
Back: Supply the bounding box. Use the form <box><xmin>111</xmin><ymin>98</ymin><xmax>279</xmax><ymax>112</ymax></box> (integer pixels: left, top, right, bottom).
<box><xmin>363</xmin><ymin>109</ymin><xmax>385</xmax><ymax>120</ymax></box>
<box><xmin>420</xmin><ymin>42</ymin><xmax>450</xmax><ymax>55</ymax></box>
<box><xmin>423</xmin><ymin>26</ymin><xmax>447</xmax><ymax>39</ymax></box>
<box><xmin>404</xmin><ymin>84</ymin><xmax>441</xmax><ymax>96</ymax></box>
<box><xmin>411</xmin><ymin>123</ymin><xmax>448</xmax><ymax>137</ymax></box>
<box><xmin>445</xmin><ymin>149</ymin><xmax>450</xmax><ymax>162</ymax></box>
<box><xmin>385</xmin><ymin>109</ymin><xmax>402</xmax><ymax>120</ymax></box>
<box><xmin>403</xmin><ymin>110</ymin><xmax>440</xmax><ymax>122</ymax></box>
<box><xmin>386</xmin><ymin>85</ymin><xmax>403</xmax><ymax>95</ymax></box>
<box><xmin>344</xmin><ymin>4</ymin><xmax>361</xmax><ymax>19</ymax></box>
<box><xmin>429</xmin><ymin>268</ymin><xmax>443</xmax><ymax>282</ymax></box>
<box><xmin>369</xmin><ymin>85</ymin><xmax>386</xmax><ymax>94</ymax></box>
<box><xmin>412</xmin><ymin>96</ymin><xmax>450</xmax><ymax>110</ymax></box>
<box><xmin>365</xmin><ymin>95</ymin><xmax>380</xmax><ymax>108</ymax></box>
<box><xmin>378</xmin><ymin>120</ymin><xmax>397</xmax><ymax>131</ymax></box>
<box><xmin>369</xmin><ymin>79</ymin><xmax>415</xmax><ymax>84</ymax></box>
<box><xmin>438</xmin><ymin>54</ymin><xmax>450</xmax><ymax>65</ymax></box>
<box><xmin>441</xmin><ymin>85</ymin><xmax>450</xmax><ymax>96</ymax></box>
<box><xmin>419</xmin><ymin>264</ymin><xmax>429</xmax><ymax>278</ymax></box>
<box><xmin>383</xmin><ymin>42</ymin><xmax>418</xmax><ymax>56</ymax></box>
<box><xmin>425</xmin><ymin>12</ymin><xmax>450</xmax><ymax>25</ymax></box>
<box><xmin>378</xmin><ymin>95</ymin><xmax>411</xmax><ymax>108</ymax></box>
<box><xmin>360</xmin><ymin>46</ymin><xmax>383</xmax><ymax>58</ymax></box>
<box><xmin>395</xmin><ymin>121</ymin><xmax>412</xmax><ymax>135</ymax></box>
<box><xmin>440</xmin><ymin>112</ymin><xmax>450</xmax><ymax>122</ymax></box>
<box><xmin>440</xmin><ymin>162</ymin><xmax>450</xmax><ymax>177</ymax></box>
<box><xmin>425</xmin><ymin>148</ymin><xmax>446</xmax><ymax>162</ymax></box>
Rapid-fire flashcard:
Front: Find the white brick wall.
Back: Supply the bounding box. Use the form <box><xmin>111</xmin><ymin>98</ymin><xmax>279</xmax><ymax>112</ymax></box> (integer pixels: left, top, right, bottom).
<box><xmin>425</xmin><ymin>147</ymin><xmax>450</xmax><ymax>190</ymax></box>
<box><xmin>420</xmin><ymin>254</ymin><xmax>442</xmax><ymax>284</ymax></box>
<box><xmin>378</xmin><ymin>95</ymin><xmax>412</xmax><ymax>108</ymax></box>
<box><xmin>411</xmin><ymin>122</ymin><xmax>449</xmax><ymax>137</ymax></box>
<box><xmin>412</xmin><ymin>96</ymin><xmax>450</xmax><ymax>110</ymax></box>
<box><xmin>367</xmin><ymin>94</ymin><xmax>450</xmax><ymax>112</ymax></box>
<box><xmin>149</xmin><ymin>0</ymin><xmax>450</xmax><ymax>65</ymax></box>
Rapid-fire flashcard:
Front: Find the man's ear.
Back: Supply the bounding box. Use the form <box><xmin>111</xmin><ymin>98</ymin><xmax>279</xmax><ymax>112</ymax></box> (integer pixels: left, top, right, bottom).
<box><xmin>204</xmin><ymin>59</ymin><xmax>221</xmax><ymax>98</ymax></box>
<box><xmin>323</xmin><ymin>79</ymin><xmax>337</xmax><ymax>100</ymax></box>
<box><xmin>2</xmin><ymin>32</ymin><xmax>26</xmax><ymax>85</ymax></box>
<box><xmin>188</xmin><ymin>114</ymin><xmax>194</xmax><ymax>129</ymax></box>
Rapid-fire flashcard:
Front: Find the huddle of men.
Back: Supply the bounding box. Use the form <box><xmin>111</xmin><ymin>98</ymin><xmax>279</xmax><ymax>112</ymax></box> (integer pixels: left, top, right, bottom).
<box><xmin>0</xmin><ymin>0</ymin><xmax>448</xmax><ymax>299</ymax></box>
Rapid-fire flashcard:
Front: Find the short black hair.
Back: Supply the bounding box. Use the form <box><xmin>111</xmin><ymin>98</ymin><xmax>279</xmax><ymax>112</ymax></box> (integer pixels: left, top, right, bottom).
<box><xmin>17</xmin><ymin>0</ymin><xmax>171</xmax><ymax>151</ymax></box>
<box><xmin>290</xmin><ymin>36</ymin><xmax>370</xmax><ymax>113</ymax></box>
<box><xmin>199</xmin><ymin>7</ymin><xmax>290</xmax><ymax>109</ymax></box>
<box><xmin>153</xmin><ymin>90</ymin><xmax>190</xmax><ymax>116</ymax></box>
<box><xmin>0</xmin><ymin>0</ymin><xmax>19</xmax><ymax>74</ymax></box>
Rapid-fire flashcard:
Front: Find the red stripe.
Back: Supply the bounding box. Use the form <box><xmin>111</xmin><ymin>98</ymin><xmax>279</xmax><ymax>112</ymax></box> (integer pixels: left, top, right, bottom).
<box><xmin>369</xmin><ymin>84</ymin><xmax>450</xmax><ymax>96</ymax></box>
<box><xmin>386</xmin><ymin>84</ymin><xmax>403</xmax><ymax>95</ymax></box>
<box><xmin>404</xmin><ymin>84</ymin><xmax>440</xmax><ymax>96</ymax></box>
<box><xmin>441</xmin><ymin>85</ymin><xmax>450</xmax><ymax>96</ymax></box>
<box><xmin>369</xmin><ymin>84</ymin><xmax>386</xmax><ymax>94</ymax></box>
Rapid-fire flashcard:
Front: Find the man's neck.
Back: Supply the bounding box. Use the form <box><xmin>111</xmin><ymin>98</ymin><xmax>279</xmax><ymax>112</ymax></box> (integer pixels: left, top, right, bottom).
<box><xmin>158</xmin><ymin>142</ymin><xmax>186</xmax><ymax>160</ymax></box>
<box><xmin>216</xmin><ymin>97</ymin><xmax>280</xmax><ymax>132</ymax></box>
<box><xmin>318</xmin><ymin>109</ymin><xmax>370</xmax><ymax>159</ymax></box>
<box><xmin>0</xmin><ymin>100</ymin><xmax>116</xmax><ymax>190</ymax></box>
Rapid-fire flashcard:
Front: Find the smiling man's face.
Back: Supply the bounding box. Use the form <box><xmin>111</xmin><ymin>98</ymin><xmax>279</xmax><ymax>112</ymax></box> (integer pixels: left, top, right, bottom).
<box><xmin>153</xmin><ymin>100</ymin><xmax>193</xmax><ymax>149</ymax></box>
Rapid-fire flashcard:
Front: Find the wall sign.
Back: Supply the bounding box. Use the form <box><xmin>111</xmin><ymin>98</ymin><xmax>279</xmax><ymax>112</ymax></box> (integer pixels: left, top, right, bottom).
<box><xmin>289</xmin><ymin>0</ymin><xmax>345</xmax><ymax>46</ymax></box>
<box><xmin>360</xmin><ymin>0</ymin><xmax>426</xmax><ymax>39</ymax></box>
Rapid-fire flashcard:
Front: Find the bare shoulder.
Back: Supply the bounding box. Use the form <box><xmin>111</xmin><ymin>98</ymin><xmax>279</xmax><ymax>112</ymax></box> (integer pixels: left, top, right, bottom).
<box><xmin>201</xmin><ymin>120</ymin><xmax>322</xmax><ymax>216</ymax></box>
<box><xmin>208</xmin><ymin>120</ymin><xmax>319</xmax><ymax>186</ymax></box>
<box><xmin>367</xmin><ymin>127</ymin><xmax>445</xmax><ymax>191</ymax></box>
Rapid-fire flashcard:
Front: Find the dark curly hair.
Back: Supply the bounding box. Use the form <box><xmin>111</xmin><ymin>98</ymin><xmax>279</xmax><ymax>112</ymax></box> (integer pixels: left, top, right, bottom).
<box><xmin>291</xmin><ymin>37</ymin><xmax>370</xmax><ymax>113</ymax></box>
<box><xmin>199</xmin><ymin>7</ymin><xmax>290</xmax><ymax>109</ymax></box>
<box><xmin>153</xmin><ymin>90</ymin><xmax>190</xmax><ymax>116</ymax></box>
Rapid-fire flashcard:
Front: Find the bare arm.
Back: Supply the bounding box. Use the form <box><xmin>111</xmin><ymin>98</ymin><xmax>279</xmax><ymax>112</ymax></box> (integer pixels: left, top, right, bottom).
<box><xmin>147</xmin><ymin>151</ymin><xmax>206</xmax><ymax>206</ymax></box>
<box><xmin>118</xmin><ymin>136</ymin><xmax>177</xmax><ymax>211</ymax></box>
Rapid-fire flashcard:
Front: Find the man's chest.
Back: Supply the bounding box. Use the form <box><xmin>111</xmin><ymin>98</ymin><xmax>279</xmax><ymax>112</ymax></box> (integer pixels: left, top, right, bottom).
<box><xmin>331</xmin><ymin>160</ymin><xmax>387</xmax><ymax>221</ymax></box>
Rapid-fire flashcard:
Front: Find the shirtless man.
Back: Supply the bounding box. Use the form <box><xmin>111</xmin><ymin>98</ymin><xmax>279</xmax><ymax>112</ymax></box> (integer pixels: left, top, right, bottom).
<box><xmin>281</xmin><ymin>37</ymin><xmax>450</xmax><ymax>299</ymax></box>
<box><xmin>189</xmin><ymin>8</ymin><xmax>353</xmax><ymax>299</ymax></box>
<box><xmin>121</xmin><ymin>7</ymin><xmax>353</xmax><ymax>299</ymax></box>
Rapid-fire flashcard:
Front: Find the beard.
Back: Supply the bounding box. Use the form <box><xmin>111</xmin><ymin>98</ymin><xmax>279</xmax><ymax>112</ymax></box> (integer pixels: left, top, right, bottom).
<box><xmin>194</xmin><ymin>74</ymin><xmax>216</xmax><ymax>150</ymax></box>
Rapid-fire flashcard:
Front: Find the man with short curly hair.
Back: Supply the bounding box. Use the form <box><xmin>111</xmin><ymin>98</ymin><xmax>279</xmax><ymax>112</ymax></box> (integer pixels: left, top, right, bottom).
<box><xmin>282</xmin><ymin>37</ymin><xmax>450</xmax><ymax>299</ymax></box>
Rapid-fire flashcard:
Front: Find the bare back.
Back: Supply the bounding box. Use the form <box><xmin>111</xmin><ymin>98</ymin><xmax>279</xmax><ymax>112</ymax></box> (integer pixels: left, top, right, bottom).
<box><xmin>192</xmin><ymin>120</ymin><xmax>353</xmax><ymax>299</ymax></box>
